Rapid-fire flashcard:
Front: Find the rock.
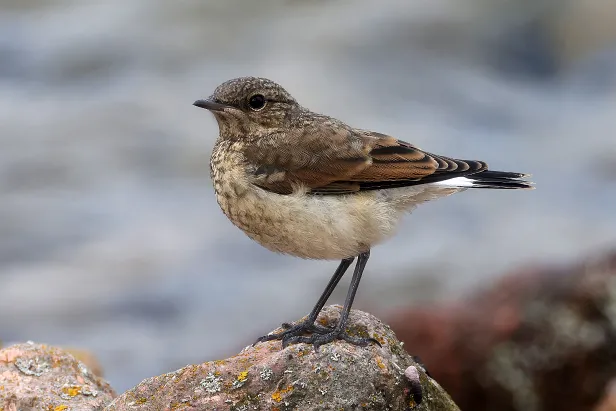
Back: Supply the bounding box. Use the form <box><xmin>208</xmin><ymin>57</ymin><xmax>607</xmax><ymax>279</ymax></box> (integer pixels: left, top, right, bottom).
<box><xmin>0</xmin><ymin>341</ymin><xmax>105</xmax><ymax>378</ymax></box>
<box><xmin>595</xmin><ymin>379</ymin><xmax>616</xmax><ymax>411</ymax></box>
<box><xmin>106</xmin><ymin>306</ymin><xmax>459</xmax><ymax>411</ymax></box>
<box><xmin>63</xmin><ymin>346</ymin><xmax>105</xmax><ymax>378</ymax></box>
<box><xmin>388</xmin><ymin>251</ymin><xmax>616</xmax><ymax>411</ymax></box>
<box><xmin>0</xmin><ymin>341</ymin><xmax>116</xmax><ymax>410</ymax></box>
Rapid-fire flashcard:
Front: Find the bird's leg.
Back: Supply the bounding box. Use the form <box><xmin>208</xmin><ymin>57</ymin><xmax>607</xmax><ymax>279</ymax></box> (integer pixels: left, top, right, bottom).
<box><xmin>255</xmin><ymin>257</ymin><xmax>354</xmax><ymax>345</ymax></box>
<box><xmin>283</xmin><ymin>250</ymin><xmax>380</xmax><ymax>351</ymax></box>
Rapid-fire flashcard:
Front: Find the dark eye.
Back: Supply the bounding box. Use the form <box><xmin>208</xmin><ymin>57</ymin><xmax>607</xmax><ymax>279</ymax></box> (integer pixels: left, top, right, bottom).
<box><xmin>248</xmin><ymin>94</ymin><xmax>266</xmax><ymax>111</ymax></box>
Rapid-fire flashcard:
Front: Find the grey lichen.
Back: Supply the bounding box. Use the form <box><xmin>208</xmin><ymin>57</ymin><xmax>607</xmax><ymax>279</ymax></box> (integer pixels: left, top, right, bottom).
<box><xmin>199</xmin><ymin>371</ymin><xmax>223</xmax><ymax>394</ymax></box>
<box><xmin>14</xmin><ymin>356</ymin><xmax>50</xmax><ymax>377</ymax></box>
<box><xmin>259</xmin><ymin>367</ymin><xmax>273</xmax><ymax>381</ymax></box>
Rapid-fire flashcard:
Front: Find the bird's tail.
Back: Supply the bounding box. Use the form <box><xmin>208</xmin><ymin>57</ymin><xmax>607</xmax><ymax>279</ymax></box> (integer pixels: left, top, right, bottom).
<box><xmin>433</xmin><ymin>170</ymin><xmax>534</xmax><ymax>190</ymax></box>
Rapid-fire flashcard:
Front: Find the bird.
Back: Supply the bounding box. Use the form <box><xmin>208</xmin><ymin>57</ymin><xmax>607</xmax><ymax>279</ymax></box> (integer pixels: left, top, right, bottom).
<box><xmin>193</xmin><ymin>77</ymin><xmax>533</xmax><ymax>351</ymax></box>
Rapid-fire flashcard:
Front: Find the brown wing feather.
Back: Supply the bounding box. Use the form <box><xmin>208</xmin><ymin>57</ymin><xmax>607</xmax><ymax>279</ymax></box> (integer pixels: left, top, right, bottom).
<box><xmin>247</xmin><ymin>126</ymin><xmax>487</xmax><ymax>195</ymax></box>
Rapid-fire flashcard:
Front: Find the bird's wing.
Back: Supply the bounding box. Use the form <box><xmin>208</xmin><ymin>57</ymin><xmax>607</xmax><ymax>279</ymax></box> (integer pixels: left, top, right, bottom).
<box><xmin>246</xmin><ymin>126</ymin><xmax>487</xmax><ymax>195</ymax></box>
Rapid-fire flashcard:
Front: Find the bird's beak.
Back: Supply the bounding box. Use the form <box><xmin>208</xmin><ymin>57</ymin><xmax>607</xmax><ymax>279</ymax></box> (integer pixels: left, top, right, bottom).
<box><xmin>193</xmin><ymin>99</ymin><xmax>231</xmax><ymax>112</ymax></box>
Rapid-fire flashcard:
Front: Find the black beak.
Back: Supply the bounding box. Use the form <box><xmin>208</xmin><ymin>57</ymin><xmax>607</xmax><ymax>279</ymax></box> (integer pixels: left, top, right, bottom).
<box><xmin>193</xmin><ymin>99</ymin><xmax>230</xmax><ymax>112</ymax></box>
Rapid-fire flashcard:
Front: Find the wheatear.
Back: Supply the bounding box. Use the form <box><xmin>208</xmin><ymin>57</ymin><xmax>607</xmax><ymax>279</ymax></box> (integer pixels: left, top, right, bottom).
<box><xmin>194</xmin><ymin>77</ymin><xmax>533</xmax><ymax>350</ymax></box>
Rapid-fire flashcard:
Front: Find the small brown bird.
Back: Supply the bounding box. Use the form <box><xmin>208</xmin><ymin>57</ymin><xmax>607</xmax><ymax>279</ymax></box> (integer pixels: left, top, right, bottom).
<box><xmin>194</xmin><ymin>77</ymin><xmax>533</xmax><ymax>350</ymax></box>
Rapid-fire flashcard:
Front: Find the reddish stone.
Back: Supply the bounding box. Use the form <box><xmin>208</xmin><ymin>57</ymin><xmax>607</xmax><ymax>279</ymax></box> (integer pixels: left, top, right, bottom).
<box><xmin>388</xmin><ymin>251</ymin><xmax>616</xmax><ymax>411</ymax></box>
<box><xmin>0</xmin><ymin>342</ymin><xmax>116</xmax><ymax>410</ymax></box>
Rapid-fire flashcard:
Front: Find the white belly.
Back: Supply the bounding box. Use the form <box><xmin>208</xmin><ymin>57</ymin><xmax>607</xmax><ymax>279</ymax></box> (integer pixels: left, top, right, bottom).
<box><xmin>214</xmin><ymin>172</ymin><xmax>463</xmax><ymax>260</ymax></box>
<box><xmin>216</xmin><ymin>184</ymin><xmax>403</xmax><ymax>260</ymax></box>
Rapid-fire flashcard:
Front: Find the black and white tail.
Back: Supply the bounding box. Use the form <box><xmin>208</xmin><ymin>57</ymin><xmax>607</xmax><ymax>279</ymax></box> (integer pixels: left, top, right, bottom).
<box><xmin>433</xmin><ymin>170</ymin><xmax>534</xmax><ymax>190</ymax></box>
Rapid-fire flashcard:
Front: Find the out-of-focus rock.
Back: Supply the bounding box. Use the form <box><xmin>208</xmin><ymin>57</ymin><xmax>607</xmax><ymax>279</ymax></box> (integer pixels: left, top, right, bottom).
<box><xmin>595</xmin><ymin>379</ymin><xmax>616</xmax><ymax>411</ymax></box>
<box><xmin>0</xmin><ymin>342</ymin><xmax>105</xmax><ymax>377</ymax></box>
<box><xmin>0</xmin><ymin>342</ymin><xmax>116</xmax><ymax>410</ymax></box>
<box><xmin>388</xmin><ymin>251</ymin><xmax>616</xmax><ymax>411</ymax></box>
<box><xmin>64</xmin><ymin>346</ymin><xmax>105</xmax><ymax>377</ymax></box>
<box><xmin>106</xmin><ymin>306</ymin><xmax>459</xmax><ymax>411</ymax></box>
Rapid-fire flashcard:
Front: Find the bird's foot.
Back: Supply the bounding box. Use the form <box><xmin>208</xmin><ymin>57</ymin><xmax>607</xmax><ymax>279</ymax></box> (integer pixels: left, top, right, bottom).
<box><xmin>255</xmin><ymin>318</ymin><xmax>333</xmax><ymax>346</ymax></box>
<box><xmin>282</xmin><ymin>328</ymin><xmax>381</xmax><ymax>352</ymax></box>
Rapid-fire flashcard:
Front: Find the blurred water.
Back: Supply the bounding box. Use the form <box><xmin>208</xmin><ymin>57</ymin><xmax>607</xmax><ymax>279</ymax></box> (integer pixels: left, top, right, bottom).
<box><xmin>1</xmin><ymin>0</ymin><xmax>616</xmax><ymax>391</ymax></box>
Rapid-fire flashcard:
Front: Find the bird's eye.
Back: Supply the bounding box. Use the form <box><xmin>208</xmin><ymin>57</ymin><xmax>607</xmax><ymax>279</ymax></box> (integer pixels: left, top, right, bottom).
<box><xmin>248</xmin><ymin>94</ymin><xmax>266</xmax><ymax>111</ymax></box>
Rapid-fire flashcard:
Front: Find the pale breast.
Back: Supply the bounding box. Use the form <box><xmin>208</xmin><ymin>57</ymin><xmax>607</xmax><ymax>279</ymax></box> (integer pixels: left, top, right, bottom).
<box><xmin>213</xmin><ymin>176</ymin><xmax>402</xmax><ymax>260</ymax></box>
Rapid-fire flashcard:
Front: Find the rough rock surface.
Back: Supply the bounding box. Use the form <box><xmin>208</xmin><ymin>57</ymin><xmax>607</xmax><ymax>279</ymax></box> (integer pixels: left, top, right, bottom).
<box><xmin>388</xmin><ymin>251</ymin><xmax>616</xmax><ymax>411</ymax></box>
<box><xmin>0</xmin><ymin>340</ymin><xmax>105</xmax><ymax>378</ymax></box>
<box><xmin>106</xmin><ymin>306</ymin><xmax>459</xmax><ymax>411</ymax></box>
<box><xmin>0</xmin><ymin>341</ymin><xmax>116</xmax><ymax>410</ymax></box>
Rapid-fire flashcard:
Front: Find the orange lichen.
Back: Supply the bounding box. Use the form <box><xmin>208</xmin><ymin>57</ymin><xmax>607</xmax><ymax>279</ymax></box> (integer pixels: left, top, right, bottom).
<box><xmin>237</xmin><ymin>371</ymin><xmax>249</xmax><ymax>382</ymax></box>
<box><xmin>271</xmin><ymin>385</ymin><xmax>294</xmax><ymax>402</ymax></box>
<box><xmin>375</xmin><ymin>357</ymin><xmax>386</xmax><ymax>370</ymax></box>
<box><xmin>135</xmin><ymin>398</ymin><xmax>147</xmax><ymax>405</ymax></box>
<box><xmin>53</xmin><ymin>406</ymin><xmax>69</xmax><ymax>411</ymax></box>
<box><xmin>61</xmin><ymin>385</ymin><xmax>82</xmax><ymax>397</ymax></box>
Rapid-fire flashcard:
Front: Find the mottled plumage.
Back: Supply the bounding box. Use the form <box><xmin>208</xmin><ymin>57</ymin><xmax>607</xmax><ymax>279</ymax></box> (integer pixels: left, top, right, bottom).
<box><xmin>195</xmin><ymin>77</ymin><xmax>533</xmax><ymax>350</ymax></box>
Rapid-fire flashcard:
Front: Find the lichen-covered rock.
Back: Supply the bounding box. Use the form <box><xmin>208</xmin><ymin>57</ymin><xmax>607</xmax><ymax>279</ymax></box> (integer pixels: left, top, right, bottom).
<box><xmin>0</xmin><ymin>341</ymin><xmax>105</xmax><ymax>378</ymax></box>
<box><xmin>388</xmin><ymin>251</ymin><xmax>616</xmax><ymax>411</ymax></box>
<box><xmin>0</xmin><ymin>341</ymin><xmax>116</xmax><ymax>410</ymax></box>
<box><xmin>106</xmin><ymin>306</ymin><xmax>459</xmax><ymax>411</ymax></box>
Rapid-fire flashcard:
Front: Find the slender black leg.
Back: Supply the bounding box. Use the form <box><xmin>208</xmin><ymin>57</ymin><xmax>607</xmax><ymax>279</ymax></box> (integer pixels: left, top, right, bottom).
<box><xmin>255</xmin><ymin>257</ymin><xmax>354</xmax><ymax>345</ymax></box>
<box><xmin>301</xmin><ymin>257</ymin><xmax>355</xmax><ymax>324</ymax></box>
<box><xmin>282</xmin><ymin>250</ymin><xmax>380</xmax><ymax>351</ymax></box>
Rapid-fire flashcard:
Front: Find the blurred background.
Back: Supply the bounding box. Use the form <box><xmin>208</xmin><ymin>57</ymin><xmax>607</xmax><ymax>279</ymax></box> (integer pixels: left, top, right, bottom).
<box><xmin>1</xmin><ymin>0</ymin><xmax>616</xmax><ymax>408</ymax></box>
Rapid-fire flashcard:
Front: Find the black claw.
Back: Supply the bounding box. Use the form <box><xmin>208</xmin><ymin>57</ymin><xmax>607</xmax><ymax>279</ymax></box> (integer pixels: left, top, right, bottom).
<box><xmin>311</xmin><ymin>323</ymin><xmax>335</xmax><ymax>334</ymax></box>
<box><xmin>255</xmin><ymin>314</ymin><xmax>381</xmax><ymax>352</ymax></box>
<box><xmin>369</xmin><ymin>337</ymin><xmax>382</xmax><ymax>347</ymax></box>
<box><xmin>281</xmin><ymin>336</ymin><xmax>294</xmax><ymax>348</ymax></box>
<box><xmin>255</xmin><ymin>318</ymin><xmax>333</xmax><ymax>347</ymax></box>
<box><xmin>253</xmin><ymin>334</ymin><xmax>274</xmax><ymax>346</ymax></box>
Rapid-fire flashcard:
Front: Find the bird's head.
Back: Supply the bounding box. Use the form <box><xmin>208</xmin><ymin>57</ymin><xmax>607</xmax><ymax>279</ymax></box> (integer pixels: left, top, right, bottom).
<box><xmin>194</xmin><ymin>77</ymin><xmax>299</xmax><ymax>139</ymax></box>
